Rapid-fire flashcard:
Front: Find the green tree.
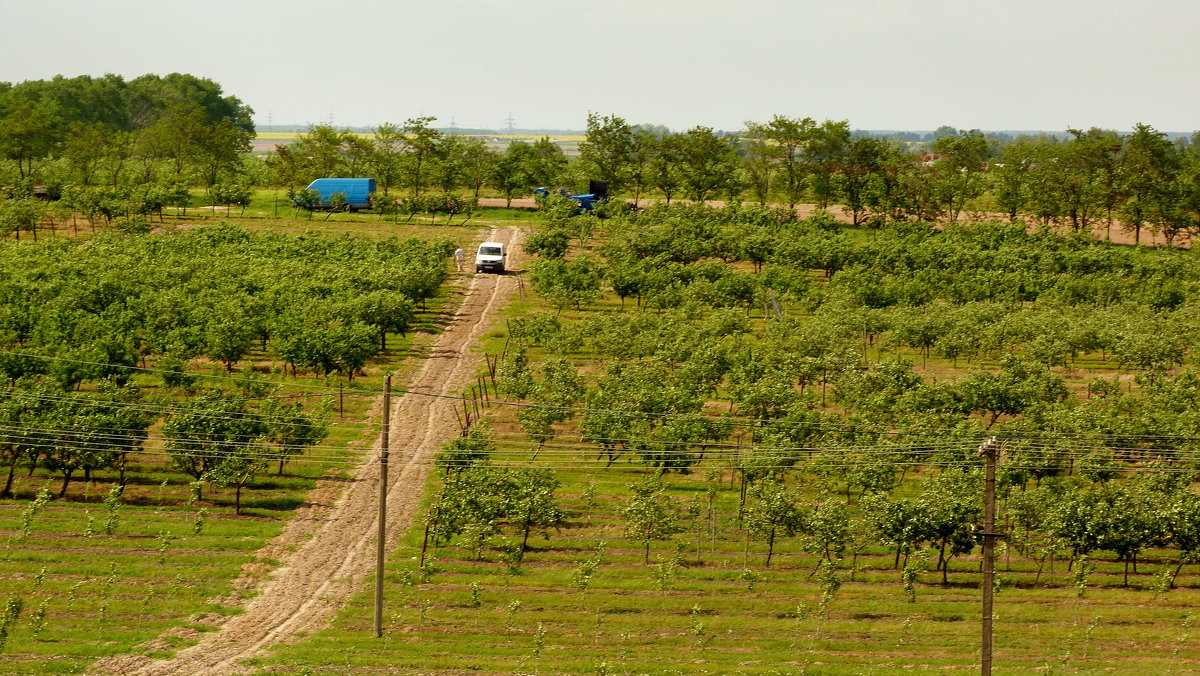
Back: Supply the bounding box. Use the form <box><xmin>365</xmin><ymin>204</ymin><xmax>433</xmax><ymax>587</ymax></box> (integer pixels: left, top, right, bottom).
<box><xmin>260</xmin><ymin>395</ymin><xmax>330</xmax><ymax>475</ymax></box>
<box><xmin>339</xmin><ymin>290</ymin><xmax>415</xmax><ymax>351</ymax></box>
<box><xmin>507</xmin><ymin>468</ymin><xmax>565</xmax><ymax>550</ymax></box>
<box><xmin>287</xmin><ymin>124</ymin><xmax>354</xmax><ymax>184</ymax></box>
<box><xmin>677</xmin><ymin>126</ymin><xmax>741</xmax><ymax>202</ymax></box>
<box><xmin>803</xmin><ymin>498</ymin><xmax>850</xmax><ymax>567</ymax></box>
<box><xmin>837</xmin><ymin>136</ymin><xmax>888</xmax><ymax>225</ymax></box>
<box><xmin>489</xmin><ymin>141</ymin><xmax>534</xmax><ymax>206</ymax></box>
<box><xmin>435</xmin><ymin>426</ymin><xmax>495</xmax><ymax>476</ymax></box>
<box><xmin>400</xmin><ymin>116</ymin><xmax>441</xmax><ymax>197</ymax></box>
<box><xmin>931</xmin><ymin>129</ymin><xmax>989</xmax><ymax>222</ymax></box>
<box><xmin>0</xmin><ymin>198</ymin><xmax>45</xmax><ymax>241</ymax></box>
<box><xmin>205</xmin><ymin>312</ymin><xmax>255</xmax><ymax>372</ymax></box>
<box><xmin>746</xmin><ymin>115</ymin><xmax>814</xmax><ymax>209</ymax></box>
<box><xmin>623</xmin><ymin>476</ymin><xmax>683</xmax><ymax>563</ymax></box>
<box><xmin>807</xmin><ymin>120</ymin><xmax>851</xmax><ymax>209</ymax></box>
<box><xmin>517</xmin><ymin>357</ymin><xmax>584</xmax><ymax>455</ymax></box>
<box><xmin>530</xmin><ymin>256</ymin><xmax>603</xmax><ymax>311</ymax></box>
<box><xmin>458</xmin><ymin>136</ymin><xmax>495</xmax><ymax>198</ymax></box>
<box><xmin>529</xmin><ymin>136</ymin><xmax>567</xmax><ymax>188</ymax></box>
<box><xmin>162</xmin><ymin>392</ymin><xmax>270</xmax><ymax>501</ymax></box>
<box><xmin>0</xmin><ymin>96</ymin><xmax>61</xmax><ymax>179</ymax></box>
<box><xmin>370</xmin><ymin>122</ymin><xmax>405</xmax><ymax>195</ymax></box>
<box><xmin>991</xmin><ymin>138</ymin><xmax>1045</xmax><ymax>221</ymax></box>
<box><xmin>194</xmin><ymin>116</ymin><xmax>251</xmax><ymax>186</ymax></box>
<box><xmin>916</xmin><ymin>469</ymin><xmax>982</xmax><ymax>584</ymax></box>
<box><xmin>1060</xmin><ymin>128</ymin><xmax>1122</xmax><ymax>232</ymax></box>
<box><xmin>579</xmin><ymin>112</ymin><xmax>635</xmax><ymax>194</ymax></box>
<box><xmin>743</xmin><ymin>478</ymin><xmax>804</xmax><ymax>566</ymax></box>
<box><xmin>1120</xmin><ymin>123</ymin><xmax>1178</xmax><ymax>245</ymax></box>
<box><xmin>959</xmin><ymin>355</ymin><xmax>1067</xmax><ymax>429</ymax></box>
<box><xmin>649</xmin><ymin>134</ymin><xmax>684</xmax><ymax>203</ymax></box>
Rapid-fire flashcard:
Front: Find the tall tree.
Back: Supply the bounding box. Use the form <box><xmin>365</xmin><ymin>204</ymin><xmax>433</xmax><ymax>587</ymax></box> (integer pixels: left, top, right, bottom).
<box><xmin>371</xmin><ymin>122</ymin><xmax>405</xmax><ymax>195</ymax></box>
<box><xmin>0</xmin><ymin>97</ymin><xmax>60</xmax><ymax>179</ymax></box>
<box><xmin>400</xmin><ymin>116</ymin><xmax>441</xmax><ymax>197</ymax></box>
<box><xmin>579</xmin><ymin>112</ymin><xmax>635</xmax><ymax>193</ymax></box>
<box><xmin>747</xmin><ymin>115</ymin><xmax>815</xmax><ymax>209</ymax></box>
<box><xmin>931</xmin><ymin>129</ymin><xmax>989</xmax><ymax>222</ymax></box>
<box><xmin>1119</xmin><ymin>123</ymin><xmax>1179</xmax><ymax>245</ymax></box>
<box><xmin>677</xmin><ymin>126</ymin><xmax>741</xmax><ymax>202</ymax></box>
<box><xmin>838</xmin><ymin>136</ymin><xmax>887</xmax><ymax>224</ymax></box>
<box><xmin>458</xmin><ymin>136</ymin><xmax>495</xmax><ymax>198</ymax></box>
<box><xmin>649</xmin><ymin>133</ymin><xmax>684</xmax><ymax>203</ymax></box>
<box><xmin>807</xmin><ymin>119</ymin><xmax>851</xmax><ymax>209</ymax></box>
<box><xmin>1059</xmin><ymin>128</ymin><xmax>1122</xmax><ymax>232</ymax></box>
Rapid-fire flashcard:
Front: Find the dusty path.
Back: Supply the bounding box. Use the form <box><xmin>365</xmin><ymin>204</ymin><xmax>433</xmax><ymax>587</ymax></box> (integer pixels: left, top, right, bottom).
<box><xmin>91</xmin><ymin>226</ymin><xmax>525</xmax><ymax>676</ymax></box>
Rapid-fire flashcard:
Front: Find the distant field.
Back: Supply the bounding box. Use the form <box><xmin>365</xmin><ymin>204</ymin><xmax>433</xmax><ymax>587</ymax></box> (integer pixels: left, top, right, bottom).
<box><xmin>254</xmin><ymin>132</ymin><xmax>586</xmax><ymax>142</ymax></box>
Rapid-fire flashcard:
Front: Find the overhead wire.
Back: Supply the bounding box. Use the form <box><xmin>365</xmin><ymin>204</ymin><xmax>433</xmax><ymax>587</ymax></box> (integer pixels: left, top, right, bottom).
<box><xmin>11</xmin><ymin>349</ymin><xmax>1200</xmax><ymax>447</ymax></box>
<box><xmin>7</xmin><ymin>352</ymin><xmax>1200</xmax><ymax>475</ymax></box>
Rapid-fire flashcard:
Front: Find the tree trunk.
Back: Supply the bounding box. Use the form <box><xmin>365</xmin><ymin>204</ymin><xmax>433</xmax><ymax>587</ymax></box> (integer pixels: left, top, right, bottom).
<box><xmin>2</xmin><ymin>459</ymin><xmax>16</xmax><ymax>496</ymax></box>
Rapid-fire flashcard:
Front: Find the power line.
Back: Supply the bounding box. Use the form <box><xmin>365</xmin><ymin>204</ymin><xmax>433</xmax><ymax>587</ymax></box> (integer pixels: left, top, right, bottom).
<box><xmin>9</xmin><ymin>353</ymin><xmax>1200</xmax><ymax>457</ymax></box>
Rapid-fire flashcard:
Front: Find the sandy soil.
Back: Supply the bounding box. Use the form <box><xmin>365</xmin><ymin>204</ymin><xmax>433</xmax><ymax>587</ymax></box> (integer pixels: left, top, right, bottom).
<box><xmin>89</xmin><ymin>226</ymin><xmax>526</xmax><ymax>676</ymax></box>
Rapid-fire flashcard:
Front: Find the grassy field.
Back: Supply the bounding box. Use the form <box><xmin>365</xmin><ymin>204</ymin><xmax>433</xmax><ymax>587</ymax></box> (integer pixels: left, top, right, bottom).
<box><xmin>4</xmin><ymin>205</ymin><xmax>1200</xmax><ymax>674</ymax></box>
<box><xmin>251</xmin><ymin>213</ymin><xmax>1200</xmax><ymax>674</ymax></box>
<box><xmin>0</xmin><ymin>209</ymin><xmax>521</xmax><ymax>674</ymax></box>
<box><xmin>253</xmin><ymin>448</ymin><xmax>1200</xmax><ymax>675</ymax></box>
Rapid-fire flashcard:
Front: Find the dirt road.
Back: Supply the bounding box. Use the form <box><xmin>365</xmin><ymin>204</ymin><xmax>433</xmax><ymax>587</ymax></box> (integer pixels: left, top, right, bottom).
<box><xmin>91</xmin><ymin>226</ymin><xmax>525</xmax><ymax>676</ymax></box>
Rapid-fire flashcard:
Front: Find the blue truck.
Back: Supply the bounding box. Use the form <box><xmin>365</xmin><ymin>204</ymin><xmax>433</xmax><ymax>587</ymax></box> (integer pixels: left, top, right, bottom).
<box><xmin>294</xmin><ymin>178</ymin><xmax>376</xmax><ymax>212</ymax></box>
<box><xmin>534</xmin><ymin>179</ymin><xmax>609</xmax><ymax>212</ymax></box>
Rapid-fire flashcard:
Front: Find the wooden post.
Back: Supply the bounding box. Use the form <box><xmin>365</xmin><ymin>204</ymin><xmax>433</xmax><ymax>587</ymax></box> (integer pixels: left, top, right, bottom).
<box><xmin>373</xmin><ymin>374</ymin><xmax>392</xmax><ymax>638</ymax></box>
<box><xmin>979</xmin><ymin>436</ymin><xmax>999</xmax><ymax>675</ymax></box>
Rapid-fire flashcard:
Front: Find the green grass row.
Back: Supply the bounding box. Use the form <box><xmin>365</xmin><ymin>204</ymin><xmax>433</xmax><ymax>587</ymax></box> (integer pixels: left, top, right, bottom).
<box><xmin>253</xmin><ymin>456</ymin><xmax>1200</xmax><ymax>675</ymax></box>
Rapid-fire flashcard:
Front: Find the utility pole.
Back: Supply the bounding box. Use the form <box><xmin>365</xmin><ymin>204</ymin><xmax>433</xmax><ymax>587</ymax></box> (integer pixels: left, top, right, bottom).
<box><xmin>373</xmin><ymin>374</ymin><xmax>392</xmax><ymax>638</ymax></box>
<box><xmin>979</xmin><ymin>436</ymin><xmax>999</xmax><ymax>676</ymax></box>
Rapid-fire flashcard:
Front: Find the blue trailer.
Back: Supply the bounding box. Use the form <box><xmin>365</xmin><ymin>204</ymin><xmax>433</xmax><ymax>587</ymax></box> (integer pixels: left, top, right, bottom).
<box><xmin>295</xmin><ymin>178</ymin><xmax>376</xmax><ymax>212</ymax></box>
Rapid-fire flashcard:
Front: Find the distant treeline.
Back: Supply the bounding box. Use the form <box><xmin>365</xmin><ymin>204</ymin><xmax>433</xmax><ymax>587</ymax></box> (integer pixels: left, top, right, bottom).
<box><xmin>0</xmin><ymin>73</ymin><xmax>253</xmax><ymax>184</ymax></box>
<box><xmin>1</xmin><ymin>76</ymin><xmax>1198</xmax><ymax>243</ymax></box>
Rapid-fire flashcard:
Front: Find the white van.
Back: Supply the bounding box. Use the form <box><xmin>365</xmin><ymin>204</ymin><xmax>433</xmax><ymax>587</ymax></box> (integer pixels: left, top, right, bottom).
<box><xmin>475</xmin><ymin>241</ymin><xmax>506</xmax><ymax>274</ymax></box>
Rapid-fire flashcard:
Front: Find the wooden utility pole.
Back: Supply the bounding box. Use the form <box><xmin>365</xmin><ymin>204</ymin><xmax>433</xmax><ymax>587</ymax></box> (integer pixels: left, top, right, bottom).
<box><xmin>373</xmin><ymin>374</ymin><xmax>392</xmax><ymax>638</ymax></box>
<box><xmin>979</xmin><ymin>436</ymin><xmax>999</xmax><ymax>675</ymax></box>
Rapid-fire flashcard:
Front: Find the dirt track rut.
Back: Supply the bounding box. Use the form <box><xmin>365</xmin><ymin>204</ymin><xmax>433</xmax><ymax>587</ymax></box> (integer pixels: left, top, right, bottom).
<box><xmin>91</xmin><ymin>226</ymin><xmax>524</xmax><ymax>675</ymax></box>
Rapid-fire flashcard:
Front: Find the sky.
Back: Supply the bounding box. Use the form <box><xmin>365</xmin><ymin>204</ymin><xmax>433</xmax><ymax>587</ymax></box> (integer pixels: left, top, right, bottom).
<box><xmin>3</xmin><ymin>0</ymin><xmax>1198</xmax><ymax>134</ymax></box>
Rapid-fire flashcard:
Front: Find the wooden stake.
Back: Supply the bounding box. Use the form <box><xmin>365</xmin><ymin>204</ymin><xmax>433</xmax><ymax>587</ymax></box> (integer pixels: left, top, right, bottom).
<box><xmin>373</xmin><ymin>373</ymin><xmax>392</xmax><ymax>638</ymax></box>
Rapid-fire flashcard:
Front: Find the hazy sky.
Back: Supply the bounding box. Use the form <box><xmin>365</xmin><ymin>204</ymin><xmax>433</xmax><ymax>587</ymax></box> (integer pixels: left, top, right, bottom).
<box><xmin>3</xmin><ymin>0</ymin><xmax>1197</xmax><ymax>133</ymax></box>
